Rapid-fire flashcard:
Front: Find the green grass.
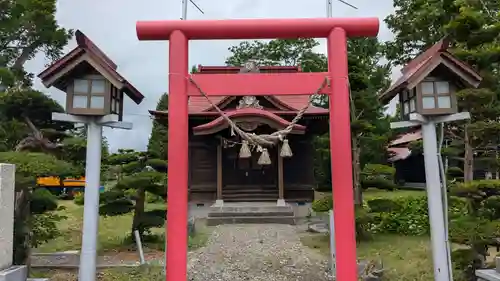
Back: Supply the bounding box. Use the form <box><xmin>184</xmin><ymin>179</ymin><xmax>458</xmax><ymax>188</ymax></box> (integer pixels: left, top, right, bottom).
<box><xmin>363</xmin><ymin>188</ymin><xmax>425</xmax><ymax>200</ymax></box>
<box><xmin>301</xmin><ymin>233</ymin><xmax>433</xmax><ymax>281</ymax></box>
<box><xmin>315</xmin><ymin>188</ymin><xmax>426</xmax><ymax>202</ymax></box>
<box><xmin>308</xmin><ymin>188</ymin><xmax>432</xmax><ymax>280</ymax></box>
<box><xmin>36</xmin><ymin>200</ymin><xmax>175</xmax><ymax>254</ymax></box>
<box><xmin>31</xmin><ymin>199</ymin><xmax>210</xmax><ymax>280</ymax></box>
<box><xmin>31</xmin><ymin>266</ymin><xmax>164</xmax><ymax>281</ymax></box>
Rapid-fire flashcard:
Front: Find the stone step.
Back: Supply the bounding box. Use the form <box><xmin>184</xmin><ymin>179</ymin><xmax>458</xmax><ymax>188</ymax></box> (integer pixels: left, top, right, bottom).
<box><xmin>206</xmin><ymin>216</ymin><xmax>296</xmax><ymax>226</ymax></box>
<box><xmin>211</xmin><ymin>205</ymin><xmax>293</xmax><ymax>213</ymax></box>
<box><xmin>223</xmin><ymin>190</ymin><xmax>278</xmax><ymax>195</ymax></box>
<box><xmin>224</xmin><ymin>197</ymin><xmax>278</xmax><ymax>202</ymax></box>
<box><xmin>208</xmin><ymin>211</ymin><xmax>294</xmax><ymax>218</ymax></box>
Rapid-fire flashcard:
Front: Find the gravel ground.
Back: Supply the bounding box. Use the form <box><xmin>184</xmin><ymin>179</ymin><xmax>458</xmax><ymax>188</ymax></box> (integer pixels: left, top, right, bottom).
<box><xmin>187</xmin><ymin>224</ymin><xmax>331</xmax><ymax>281</ymax></box>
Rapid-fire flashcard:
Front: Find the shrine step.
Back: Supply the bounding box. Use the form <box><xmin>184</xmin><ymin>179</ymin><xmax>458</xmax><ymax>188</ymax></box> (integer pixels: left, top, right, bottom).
<box><xmin>206</xmin><ymin>203</ymin><xmax>295</xmax><ymax>226</ymax></box>
<box><xmin>222</xmin><ymin>189</ymin><xmax>278</xmax><ymax>201</ymax></box>
<box><xmin>208</xmin><ymin>210</ymin><xmax>293</xmax><ymax>217</ymax></box>
<box><xmin>224</xmin><ymin>197</ymin><xmax>277</xmax><ymax>202</ymax></box>
<box><xmin>206</xmin><ymin>216</ymin><xmax>296</xmax><ymax>226</ymax></box>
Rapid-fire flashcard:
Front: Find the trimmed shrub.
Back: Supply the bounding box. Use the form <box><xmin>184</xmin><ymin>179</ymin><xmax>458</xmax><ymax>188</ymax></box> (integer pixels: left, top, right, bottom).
<box><xmin>74</xmin><ymin>192</ymin><xmax>84</xmax><ymax>205</ymax></box>
<box><xmin>451</xmin><ymin>180</ymin><xmax>500</xmax><ymax>216</ymax></box>
<box><xmin>31</xmin><ymin>188</ymin><xmax>58</xmax><ymax>214</ymax></box>
<box><xmin>361</xmin><ymin>164</ymin><xmax>397</xmax><ymax>190</ymax></box>
<box><xmin>369</xmin><ymin>196</ymin><xmax>430</xmax><ymax>235</ymax></box>
<box><xmin>312</xmin><ymin>194</ymin><xmax>468</xmax><ymax>236</ymax></box>
<box><xmin>311</xmin><ymin>196</ymin><xmax>332</xmax><ymax>213</ymax></box>
<box><xmin>310</xmin><ymin>196</ymin><xmax>373</xmax><ymax>241</ymax></box>
<box><xmin>368</xmin><ymin>196</ymin><xmax>468</xmax><ymax>236</ymax></box>
<box><xmin>367</xmin><ymin>198</ymin><xmax>402</xmax><ymax>213</ymax></box>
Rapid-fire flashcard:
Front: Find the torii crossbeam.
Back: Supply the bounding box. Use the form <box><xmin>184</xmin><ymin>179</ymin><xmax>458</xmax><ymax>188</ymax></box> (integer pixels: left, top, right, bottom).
<box><xmin>136</xmin><ymin>17</ymin><xmax>379</xmax><ymax>281</ymax></box>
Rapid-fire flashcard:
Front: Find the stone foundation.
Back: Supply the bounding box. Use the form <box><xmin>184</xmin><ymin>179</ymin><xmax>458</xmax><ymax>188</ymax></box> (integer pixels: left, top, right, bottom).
<box><xmin>477</xmin><ymin>257</ymin><xmax>500</xmax><ymax>281</ymax></box>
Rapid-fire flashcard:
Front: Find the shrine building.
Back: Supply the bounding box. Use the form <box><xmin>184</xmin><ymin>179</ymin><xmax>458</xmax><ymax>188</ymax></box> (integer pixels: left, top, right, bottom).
<box><xmin>150</xmin><ymin>64</ymin><xmax>329</xmax><ymax>204</ymax></box>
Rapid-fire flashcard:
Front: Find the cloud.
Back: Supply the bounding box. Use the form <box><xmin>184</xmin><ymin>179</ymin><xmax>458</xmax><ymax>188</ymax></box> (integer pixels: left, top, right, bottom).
<box><xmin>24</xmin><ymin>0</ymin><xmax>398</xmax><ymax>152</ymax></box>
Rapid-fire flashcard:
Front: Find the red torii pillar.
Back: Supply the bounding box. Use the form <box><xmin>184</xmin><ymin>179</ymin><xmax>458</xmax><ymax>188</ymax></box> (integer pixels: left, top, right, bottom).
<box><xmin>136</xmin><ymin>17</ymin><xmax>379</xmax><ymax>281</ymax></box>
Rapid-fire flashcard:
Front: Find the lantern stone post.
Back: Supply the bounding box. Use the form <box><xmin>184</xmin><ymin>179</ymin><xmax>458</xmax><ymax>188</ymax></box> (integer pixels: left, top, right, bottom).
<box><xmin>380</xmin><ymin>37</ymin><xmax>483</xmax><ymax>281</ymax></box>
<box><xmin>38</xmin><ymin>30</ymin><xmax>144</xmax><ymax>281</ymax></box>
<box><xmin>391</xmin><ymin>112</ymin><xmax>470</xmax><ymax>281</ymax></box>
<box><xmin>52</xmin><ymin>114</ymin><xmax>132</xmax><ymax>281</ymax></box>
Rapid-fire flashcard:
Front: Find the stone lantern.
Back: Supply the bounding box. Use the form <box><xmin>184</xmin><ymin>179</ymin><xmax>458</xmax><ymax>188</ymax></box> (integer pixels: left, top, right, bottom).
<box><xmin>37</xmin><ymin>29</ymin><xmax>144</xmax><ymax>281</ymax></box>
<box><xmin>65</xmin><ymin>75</ymin><xmax>123</xmax><ymax>117</ymax></box>
<box><xmin>381</xmin><ymin>37</ymin><xmax>483</xmax><ymax>281</ymax></box>
<box><xmin>38</xmin><ymin>30</ymin><xmax>143</xmax><ymax>120</ymax></box>
<box><xmin>380</xmin><ymin>38</ymin><xmax>481</xmax><ymax>120</ymax></box>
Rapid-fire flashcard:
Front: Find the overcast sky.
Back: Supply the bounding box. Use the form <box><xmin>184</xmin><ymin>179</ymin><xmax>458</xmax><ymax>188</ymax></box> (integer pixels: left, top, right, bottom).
<box><xmin>25</xmin><ymin>0</ymin><xmax>399</xmax><ymax>152</ymax></box>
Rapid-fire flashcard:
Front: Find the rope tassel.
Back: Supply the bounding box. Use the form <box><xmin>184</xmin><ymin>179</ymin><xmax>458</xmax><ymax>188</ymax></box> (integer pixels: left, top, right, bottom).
<box><xmin>258</xmin><ymin>148</ymin><xmax>272</xmax><ymax>165</ymax></box>
<box><xmin>239</xmin><ymin>140</ymin><xmax>252</xmax><ymax>158</ymax></box>
<box><xmin>280</xmin><ymin>139</ymin><xmax>293</xmax><ymax>158</ymax></box>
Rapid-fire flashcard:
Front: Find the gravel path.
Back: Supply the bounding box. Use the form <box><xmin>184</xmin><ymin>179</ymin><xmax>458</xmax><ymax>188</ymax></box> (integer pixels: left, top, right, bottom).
<box><xmin>187</xmin><ymin>224</ymin><xmax>330</xmax><ymax>281</ymax></box>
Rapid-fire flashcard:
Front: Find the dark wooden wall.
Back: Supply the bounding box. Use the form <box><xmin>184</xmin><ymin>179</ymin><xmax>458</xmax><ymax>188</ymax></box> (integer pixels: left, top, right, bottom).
<box><xmin>186</xmin><ymin>115</ymin><xmax>322</xmax><ymax>202</ymax></box>
<box><xmin>282</xmin><ymin>136</ymin><xmax>315</xmax><ymax>201</ymax></box>
<box><xmin>188</xmin><ymin>135</ymin><xmax>217</xmax><ymax>202</ymax></box>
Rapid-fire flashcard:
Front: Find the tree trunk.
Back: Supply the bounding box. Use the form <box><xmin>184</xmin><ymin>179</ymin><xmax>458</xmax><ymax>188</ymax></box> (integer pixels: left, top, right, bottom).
<box><xmin>12</xmin><ymin>43</ymin><xmax>38</xmax><ymax>71</ymax></box>
<box><xmin>464</xmin><ymin>126</ymin><xmax>474</xmax><ymax>182</ymax></box>
<box><xmin>132</xmin><ymin>188</ymin><xmax>146</xmax><ymax>237</ymax></box>
<box><xmin>352</xmin><ymin>137</ymin><xmax>363</xmax><ymax>205</ymax></box>
<box><xmin>13</xmin><ymin>186</ymin><xmax>31</xmax><ymax>269</ymax></box>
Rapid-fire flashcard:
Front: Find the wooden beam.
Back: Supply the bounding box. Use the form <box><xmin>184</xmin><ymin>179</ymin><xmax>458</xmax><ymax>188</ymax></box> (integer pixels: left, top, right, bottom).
<box><xmin>187</xmin><ymin>72</ymin><xmax>330</xmax><ymax>96</ymax></box>
<box><xmin>278</xmin><ymin>146</ymin><xmax>284</xmax><ymax>200</ymax></box>
<box><xmin>216</xmin><ymin>140</ymin><xmax>223</xmax><ymax>200</ymax></box>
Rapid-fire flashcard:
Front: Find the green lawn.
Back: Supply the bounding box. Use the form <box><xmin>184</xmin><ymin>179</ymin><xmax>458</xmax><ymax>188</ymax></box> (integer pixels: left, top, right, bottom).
<box><xmin>36</xmin><ymin>200</ymin><xmax>170</xmax><ymax>254</ymax></box>
<box><xmin>363</xmin><ymin>188</ymin><xmax>425</xmax><ymax>200</ymax></box>
<box><xmin>308</xmin><ymin>188</ymin><xmax>433</xmax><ymax>280</ymax></box>
<box><xmin>301</xmin><ymin>234</ymin><xmax>433</xmax><ymax>281</ymax></box>
<box><xmin>315</xmin><ymin>188</ymin><xmax>426</xmax><ymax>201</ymax></box>
<box><xmin>31</xmin><ymin>266</ymin><xmax>164</xmax><ymax>281</ymax></box>
<box><xmin>31</xmin><ymin>199</ymin><xmax>210</xmax><ymax>280</ymax></box>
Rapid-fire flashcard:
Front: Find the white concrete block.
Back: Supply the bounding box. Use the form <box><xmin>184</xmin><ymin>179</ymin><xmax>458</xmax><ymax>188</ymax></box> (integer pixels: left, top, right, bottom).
<box><xmin>477</xmin><ymin>269</ymin><xmax>500</xmax><ymax>281</ymax></box>
<box><xmin>0</xmin><ymin>164</ymin><xmax>15</xmax><ymax>271</ymax></box>
<box><xmin>0</xmin><ymin>265</ymin><xmax>27</xmax><ymax>281</ymax></box>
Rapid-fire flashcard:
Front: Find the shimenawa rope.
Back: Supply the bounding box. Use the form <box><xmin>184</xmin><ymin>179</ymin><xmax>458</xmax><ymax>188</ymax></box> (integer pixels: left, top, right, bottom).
<box><xmin>188</xmin><ymin>75</ymin><xmax>329</xmax><ymax>147</ymax></box>
<box><xmin>188</xmin><ymin>75</ymin><xmax>329</xmax><ymax>165</ymax></box>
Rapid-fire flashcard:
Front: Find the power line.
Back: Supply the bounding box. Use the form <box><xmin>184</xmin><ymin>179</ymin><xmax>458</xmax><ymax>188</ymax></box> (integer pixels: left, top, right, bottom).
<box><xmin>181</xmin><ymin>0</ymin><xmax>205</xmax><ymax>20</ymax></box>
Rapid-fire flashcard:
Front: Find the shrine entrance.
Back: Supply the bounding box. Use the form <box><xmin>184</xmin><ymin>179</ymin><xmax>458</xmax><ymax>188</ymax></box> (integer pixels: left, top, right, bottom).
<box><xmin>222</xmin><ymin>138</ymin><xmax>278</xmax><ymax>201</ymax></box>
<box><xmin>136</xmin><ymin>16</ymin><xmax>379</xmax><ymax>281</ymax></box>
<box><xmin>222</xmin><ymin>143</ymin><xmax>277</xmax><ymax>186</ymax></box>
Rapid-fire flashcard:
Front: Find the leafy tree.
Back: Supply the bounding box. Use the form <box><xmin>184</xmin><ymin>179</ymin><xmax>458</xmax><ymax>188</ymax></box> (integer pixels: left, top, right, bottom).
<box><xmin>0</xmin><ymin>89</ymin><xmax>74</xmax><ymax>153</ymax></box>
<box><xmin>384</xmin><ymin>0</ymin><xmax>500</xmax><ymax>181</ymax></box>
<box><xmin>148</xmin><ymin>93</ymin><xmax>169</xmax><ymax>160</ymax></box>
<box><xmin>99</xmin><ymin>150</ymin><xmax>167</xmax><ymax>239</ymax></box>
<box><xmin>0</xmin><ymin>151</ymin><xmax>79</xmax><ymax>265</ymax></box>
<box><xmin>0</xmin><ymin>0</ymin><xmax>73</xmax><ymax>87</ymax></box>
<box><xmin>225</xmin><ymin>38</ymin><xmax>391</xmax><ymax>204</ymax></box>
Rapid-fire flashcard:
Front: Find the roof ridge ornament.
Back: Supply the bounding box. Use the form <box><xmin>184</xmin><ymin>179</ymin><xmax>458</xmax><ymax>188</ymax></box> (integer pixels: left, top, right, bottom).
<box><xmin>241</xmin><ymin>60</ymin><xmax>259</xmax><ymax>73</ymax></box>
<box><xmin>238</xmin><ymin>60</ymin><xmax>263</xmax><ymax>110</ymax></box>
<box><xmin>237</xmin><ymin>96</ymin><xmax>263</xmax><ymax>110</ymax></box>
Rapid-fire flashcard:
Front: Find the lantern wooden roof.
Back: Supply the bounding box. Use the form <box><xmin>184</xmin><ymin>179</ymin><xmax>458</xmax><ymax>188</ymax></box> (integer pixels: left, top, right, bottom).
<box><xmin>379</xmin><ymin>37</ymin><xmax>482</xmax><ymax>104</ymax></box>
<box><xmin>38</xmin><ymin>30</ymin><xmax>144</xmax><ymax>104</ymax></box>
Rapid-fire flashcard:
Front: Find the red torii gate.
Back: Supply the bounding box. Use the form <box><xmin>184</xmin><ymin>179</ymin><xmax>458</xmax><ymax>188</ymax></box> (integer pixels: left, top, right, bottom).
<box><xmin>136</xmin><ymin>17</ymin><xmax>379</xmax><ymax>281</ymax></box>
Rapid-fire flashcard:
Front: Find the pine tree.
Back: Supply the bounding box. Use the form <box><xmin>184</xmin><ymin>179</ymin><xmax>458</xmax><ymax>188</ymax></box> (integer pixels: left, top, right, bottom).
<box><xmin>99</xmin><ymin>150</ymin><xmax>167</xmax><ymax>238</ymax></box>
<box><xmin>148</xmin><ymin>93</ymin><xmax>168</xmax><ymax>160</ymax></box>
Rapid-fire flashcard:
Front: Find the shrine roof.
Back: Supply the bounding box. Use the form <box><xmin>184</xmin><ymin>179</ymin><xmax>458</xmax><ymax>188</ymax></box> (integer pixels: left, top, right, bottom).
<box><xmin>379</xmin><ymin>37</ymin><xmax>482</xmax><ymax>104</ymax></box>
<box><xmin>192</xmin><ymin>107</ymin><xmax>307</xmax><ymax>135</ymax></box>
<box><xmin>38</xmin><ymin>30</ymin><xmax>144</xmax><ymax>104</ymax></box>
<box><xmin>186</xmin><ymin>65</ymin><xmax>328</xmax><ymax>115</ymax></box>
